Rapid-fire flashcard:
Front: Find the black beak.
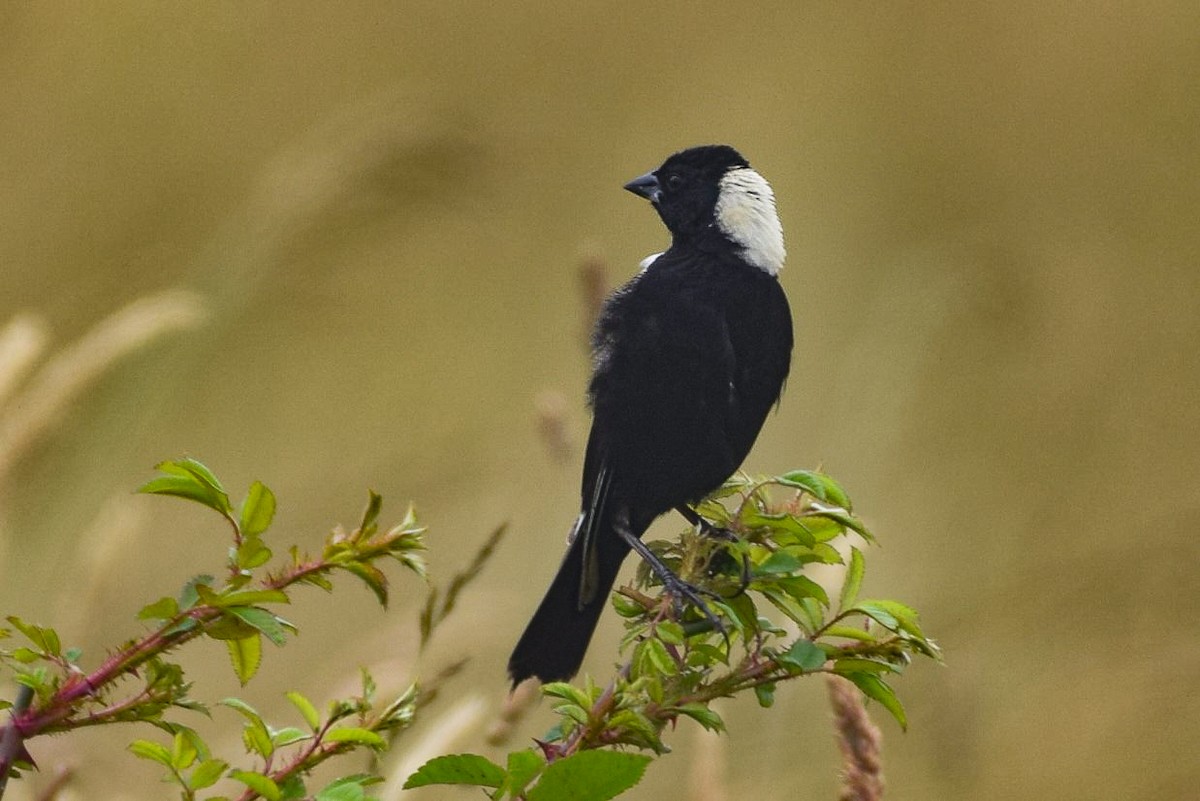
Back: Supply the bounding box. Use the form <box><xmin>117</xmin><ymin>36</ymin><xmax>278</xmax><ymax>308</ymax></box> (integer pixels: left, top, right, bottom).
<box><xmin>623</xmin><ymin>171</ymin><xmax>661</xmax><ymax>203</ymax></box>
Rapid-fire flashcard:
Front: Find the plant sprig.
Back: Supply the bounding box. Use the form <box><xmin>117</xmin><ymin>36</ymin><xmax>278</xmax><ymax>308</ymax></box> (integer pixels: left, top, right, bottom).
<box><xmin>405</xmin><ymin>469</ymin><xmax>940</xmax><ymax>800</ymax></box>
<box><xmin>0</xmin><ymin>457</ymin><xmax>452</xmax><ymax>800</ymax></box>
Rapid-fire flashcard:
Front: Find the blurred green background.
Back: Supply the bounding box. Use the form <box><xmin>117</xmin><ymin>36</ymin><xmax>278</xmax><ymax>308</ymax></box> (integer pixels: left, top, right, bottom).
<box><xmin>2</xmin><ymin>3</ymin><xmax>1198</xmax><ymax>799</ymax></box>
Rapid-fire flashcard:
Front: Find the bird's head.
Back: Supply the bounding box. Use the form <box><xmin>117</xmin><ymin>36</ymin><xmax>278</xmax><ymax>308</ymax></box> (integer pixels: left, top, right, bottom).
<box><xmin>624</xmin><ymin>144</ymin><xmax>786</xmax><ymax>275</ymax></box>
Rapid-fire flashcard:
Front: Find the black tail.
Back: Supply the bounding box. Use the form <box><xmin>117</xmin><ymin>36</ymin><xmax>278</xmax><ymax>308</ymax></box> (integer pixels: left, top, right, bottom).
<box><xmin>507</xmin><ymin>515</ymin><xmax>632</xmax><ymax>686</ymax></box>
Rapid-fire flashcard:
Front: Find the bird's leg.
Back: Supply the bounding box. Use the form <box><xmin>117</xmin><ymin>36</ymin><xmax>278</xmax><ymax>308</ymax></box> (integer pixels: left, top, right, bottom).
<box><xmin>612</xmin><ymin>511</ymin><xmax>727</xmax><ymax>638</ymax></box>
<box><xmin>674</xmin><ymin>505</ymin><xmax>752</xmax><ymax>594</ymax></box>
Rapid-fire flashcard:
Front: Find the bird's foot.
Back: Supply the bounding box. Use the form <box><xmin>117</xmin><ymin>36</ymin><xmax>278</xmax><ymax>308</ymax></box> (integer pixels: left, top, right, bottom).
<box><xmin>674</xmin><ymin>506</ymin><xmax>752</xmax><ymax>593</ymax></box>
<box><xmin>660</xmin><ymin>572</ymin><xmax>728</xmax><ymax>641</ymax></box>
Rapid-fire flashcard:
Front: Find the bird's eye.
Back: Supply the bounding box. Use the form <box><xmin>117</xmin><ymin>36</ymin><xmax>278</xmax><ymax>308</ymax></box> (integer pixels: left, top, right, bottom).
<box><xmin>665</xmin><ymin>173</ymin><xmax>683</xmax><ymax>190</ymax></box>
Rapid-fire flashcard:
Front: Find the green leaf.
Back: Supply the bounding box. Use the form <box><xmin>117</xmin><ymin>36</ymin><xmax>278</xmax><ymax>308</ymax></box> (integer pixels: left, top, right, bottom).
<box><xmin>315</xmin><ymin>775</ymin><xmax>382</xmax><ymax>801</ymax></box>
<box><xmin>403</xmin><ymin>754</ymin><xmax>506</xmax><ymax>789</ymax></box>
<box><xmin>655</xmin><ymin>620</ymin><xmax>685</xmax><ymax>645</ymax></box>
<box><xmin>171</xmin><ymin>730</ymin><xmax>198</xmax><ymax>769</ymax></box>
<box><xmin>226</xmin><ymin>606</ymin><xmax>292</xmax><ymax>646</ymax></box>
<box><xmin>779</xmin><ymin>575</ymin><xmax>830</xmax><ymax>607</ymax></box>
<box><xmin>271</xmin><ymin>727</ymin><xmax>310</xmax><ymax>748</ymax></box>
<box><xmin>316</xmin><ymin>783</ymin><xmax>366</xmax><ymax>801</ymax></box>
<box><xmin>854</xmin><ymin>600</ymin><xmax>925</xmax><ymax>638</ymax></box>
<box><xmin>342</xmin><ymin>561</ymin><xmax>389</xmax><ymax>607</ymax></box>
<box><xmin>673</xmin><ymin>702</ymin><xmax>725</xmax><ymax>732</ymax></box>
<box><xmin>359</xmin><ymin>491</ymin><xmax>383</xmax><ymax>533</ymax></box>
<box><xmin>542</xmin><ymin>682</ymin><xmax>593</xmax><ymax>709</ymax></box>
<box><xmin>187</xmin><ymin>758</ymin><xmax>229</xmax><ymax>790</ymax></box>
<box><xmin>503</xmin><ymin>750</ymin><xmax>545</xmax><ymax>796</ymax></box>
<box><xmin>218</xmin><ymin>589</ymin><xmax>290</xmax><ymax>607</ymax></box>
<box><xmin>128</xmin><ymin>739</ymin><xmax>173</xmax><ymax>767</ymax></box>
<box><xmin>779</xmin><ymin>638</ymin><xmax>828</xmax><ymax>672</ymax></box>
<box><xmin>738</xmin><ymin>509</ymin><xmax>816</xmax><ymax>547</ymax></box>
<box><xmin>286</xmin><ymin>690</ymin><xmax>321</xmax><ymax>730</ymax></box>
<box><xmin>778</xmin><ymin>469</ymin><xmax>851</xmax><ymax>507</ymax></box>
<box><xmin>236</xmin><ymin>537</ymin><xmax>273</xmax><ymax>569</ymax></box>
<box><xmin>226</xmin><ymin>634</ymin><xmax>262</xmax><ymax>685</ymax></box>
<box><xmin>820</xmin><ymin>625</ymin><xmax>878</xmax><ymax>643</ymax></box>
<box><xmin>324</xmin><ymin>727</ymin><xmax>387</xmax><ymax>749</ymax></box>
<box><xmin>805</xmin><ymin>506</ymin><xmax>874</xmax><ymax>543</ymax></box>
<box><xmin>137</xmin><ymin>596</ymin><xmax>180</xmax><ymax>621</ymax></box>
<box><xmin>178</xmin><ymin>575</ymin><xmax>215</xmax><ymax>610</ymax></box>
<box><xmin>9</xmin><ymin>647</ymin><xmax>40</xmax><ymax>663</ymax></box>
<box><xmin>239</xmin><ymin>481</ymin><xmax>277</xmax><ymax>537</ymax></box>
<box><xmin>757</xmin><ymin>549</ymin><xmax>804</xmax><ymax>574</ymax></box>
<box><xmin>845</xmin><ymin>671</ymin><xmax>908</xmax><ymax>730</ymax></box>
<box><xmin>139</xmin><ymin>459</ymin><xmax>232</xmax><ymax>516</ymax></box>
<box><xmin>5</xmin><ymin>616</ymin><xmax>60</xmax><ymax>655</ymax></box>
<box><xmin>527</xmin><ymin>750</ymin><xmax>652</xmax><ymax>801</ymax></box>
<box><xmin>754</xmin><ymin>682</ymin><xmax>776</xmax><ymax>707</ymax></box>
<box><xmin>839</xmin><ymin>547</ymin><xmax>865</xmax><ymax>610</ymax></box>
<box><xmin>230</xmin><ymin>770</ymin><xmax>282</xmax><ymax>801</ymax></box>
<box><xmin>638</xmin><ymin>637</ymin><xmax>677</xmax><ymax>676</ymax></box>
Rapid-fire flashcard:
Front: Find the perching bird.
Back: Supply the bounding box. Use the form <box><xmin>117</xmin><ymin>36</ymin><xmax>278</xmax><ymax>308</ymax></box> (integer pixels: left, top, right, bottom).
<box><xmin>508</xmin><ymin>145</ymin><xmax>793</xmax><ymax>686</ymax></box>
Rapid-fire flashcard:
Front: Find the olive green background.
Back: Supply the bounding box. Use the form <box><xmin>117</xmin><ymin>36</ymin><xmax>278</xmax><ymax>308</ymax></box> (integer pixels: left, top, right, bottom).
<box><xmin>2</xmin><ymin>4</ymin><xmax>1198</xmax><ymax>799</ymax></box>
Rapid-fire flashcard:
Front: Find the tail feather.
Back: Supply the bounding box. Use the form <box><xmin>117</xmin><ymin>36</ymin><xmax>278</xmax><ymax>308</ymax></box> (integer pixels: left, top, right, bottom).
<box><xmin>507</xmin><ymin>515</ymin><xmax>631</xmax><ymax>686</ymax></box>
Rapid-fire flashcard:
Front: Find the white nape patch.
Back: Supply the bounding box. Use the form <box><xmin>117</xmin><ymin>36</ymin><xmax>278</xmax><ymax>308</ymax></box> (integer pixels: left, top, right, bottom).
<box><xmin>714</xmin><ymin>167</ymin><xmax>786</xmax><ymax>274</ymax></box>
<box><xmin>638</xmin><ymin>251</ymin><xmax>663</xmax><ymax>271</ymax></box>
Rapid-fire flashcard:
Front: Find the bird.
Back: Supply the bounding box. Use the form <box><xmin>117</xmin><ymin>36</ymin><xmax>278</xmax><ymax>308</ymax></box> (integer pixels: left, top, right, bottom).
<box><xmin>507</xmin><ymin>144</ymin><xmax>793</xmax><ymax>686</ymax></box>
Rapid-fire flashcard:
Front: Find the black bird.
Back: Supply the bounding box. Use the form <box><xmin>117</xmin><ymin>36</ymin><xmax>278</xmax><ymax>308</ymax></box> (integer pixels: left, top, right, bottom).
<box><xmin>508</xmin><ymin>145</ymin><xmax>793</xmax><ymax>686</ymax></box>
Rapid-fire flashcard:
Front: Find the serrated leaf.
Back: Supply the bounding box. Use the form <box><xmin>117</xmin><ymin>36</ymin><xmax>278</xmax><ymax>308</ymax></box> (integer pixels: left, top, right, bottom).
<box><xmin>655</xmin><ymin>620</ymin><xmax>685</xmax><ymax>645</ymax></box>
<box><xmin>780</xmin><ymin>638</ymin><xmax>828</xmax><ymax>672</ymax></box>
<box><xmin>503</xmin><ymin>750</ymin><xmax>544</xmax><ymax>796</ymax></box>
<box><xmin>175</xmin><ymin>457</ymin><xmax>227</xmax><ymax>494</ymax></box>
<box><xmin>239</xmin><ymin>481</ymin><xmax>276</xmax><ymax>537</ymax></box>
<box><xmin>128</xmin><ymin>739</ymin><xmax>172</xmax><ymax>767</ymax></box>
<box><xmin>271</xmin><ymin>727</ymin><xmax>310</xmax><ymax>748</ymax></box>
<box><xmin>171</xmin><ymin>730</ymin><xmax>198</xmax><ymax>769</ymax></box>
<box><xmin>219</xmin><ymin>589</ymin><xmax>289</xmax><ymax>607</ymax></box>
<box><xmin>5</xmin><ymin>616</ymin><xmax>59</xmax><ymax>655</ymax></box>
<box><xmin>9</xmin><ymin>647</ymin><xmax>40</xmax><ymax>663</ymax></box>
<box><xmin>779</xmin><ymin>575</ymin><xmax>830</xmax><ymax>607</ymax></box>
<box><xmin>757</xmin><ymin>549</ymin><xmax>804</xmax><ymax>574</ymax></box>
<box><xmin>236</xmin><ymin>537</ymin><xmax>273</xmax><ymax>570</ymax></box>
<box><xmin>527</xmin><ymin>750</ymin><xmax>652</xmax><ymax>801</ymax></box>
<box><xmin>402</xmin><ymin>754</ymin><xmax>506</xmax><ymax>789</ymax></box>
<box><xmin>541</xmin><ymin>682</ymin><xmax>592</xmax><ymax>708</ymax></box>
<box><xmin>323</xmin><ymin>727</ymin><xmax>386</xmax><ymax>749</ymax></box>
<box><xmin>178</xmin><ymin>574</ymin><xmax>215</xmax><ymax>610</ymax></box>
<box><xmin>316</xmin><ymin>783</ymin><xmax>365</xmax><ymax>801</ymax></box>
<box><xmin>834</xmin><ymin>657</ymin><xmax>900</xmax><ymax>675</ymax></box>
<box><xmin>226</xmin><ymin>635</ymin><xmax>262</xmax><ymax>685</ymax></box>
<box><xmin>639</xmin><ymin>637</ymin><xmax>677</xmax><ymax>675</ymax></box>
<box><xmin>226</xmin><ymin>607</ymin><xmax>291</xmax><ymax>646</ymax></box>
<box><xmin>854</xmin><ymin>599</ymin><xmax>925</xmax><ymax>638</ymax></box>
<box><xmin>840</xmin><ymin>547</ymin><xmax>865</xmax><ymax>610</ymax></box>
<box><xmin>286</xmin><ymin>691</ymin><xmax>321</xmax><ymax>730</ymax></box>
<box><xmin>230</xmin><ymin>770</ymin><xmax>282</xmax><ymax>801</ymax></box>
<box><xmin>359</xmin><ymin>491</ymin><xmax>383</xmax><ymax>533</ymax></box>
<box><xmin>342</xmin><ymin>561</ymin><xmax>389</xmax><ymax>607</ymax></box>
<box><xmin>846</xmin><ymin>671</ymin><xmax>907</xmax><ymax>730</ymax></box>
<box><xmin>140</xmin><ymin>458</ymin><xmax>232</xmax><ymax>516</ymax></box>
<box><xmin>674</xmin><ymin>703</ymin><xmax>725</xmax><ymax>731</ymax></box>
<box><xmin>187</xmin><ymin>758</ymin><xmax>228</xmax><ymax>790</ymax></box>
<box><xmin>138</xmin><ymin>596</ymin><xmax>180</xmax><ymax>621</ymax></box>
<box><xmin>821</xmin><ymin>625</ymin><xmax>879</xmax><ymax>643</ymax></box>
<box><xmin>738</xmin><ymin>509</ymin><xmax>816</xmax><ymax>547</ymax></box>
<box><xmin>778</xmin><ymin>469</ymin><xmax>851</xmax><ymax>507</ymax></box>
<box><xmin>805</xmin><ymin>505</ymin><xmax>874</xmax><ymax>543</ymax></box>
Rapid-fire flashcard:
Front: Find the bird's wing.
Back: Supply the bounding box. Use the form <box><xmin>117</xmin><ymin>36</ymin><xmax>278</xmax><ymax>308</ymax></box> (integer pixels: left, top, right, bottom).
<box><xmin>575</xmin><ymin>436</ymin><xmax>613</xmax><ymax>609</ymax></box>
